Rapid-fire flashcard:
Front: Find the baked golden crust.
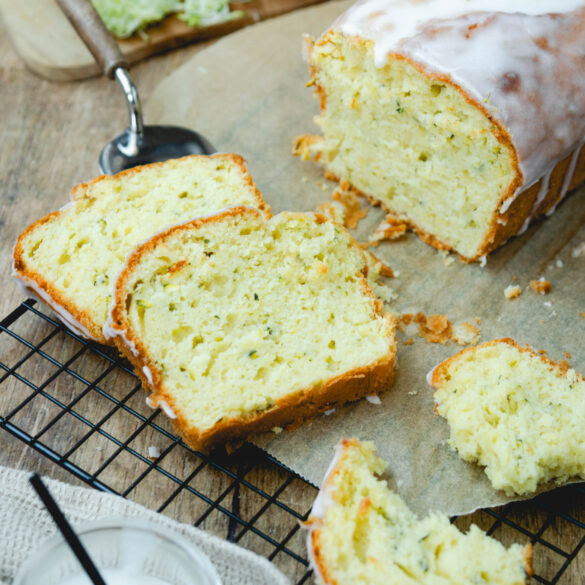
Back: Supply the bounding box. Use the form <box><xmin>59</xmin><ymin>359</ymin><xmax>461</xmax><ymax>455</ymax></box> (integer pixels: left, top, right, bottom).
<box><xmin>429</xmin><ymin>337</ymin><xmax>581</xmax><ymax>390</ymax></box>
<box><xmin>108</xmin><ymin>207</ymin><xmax>396</xmax><ymax>452</ymax></box>
<box><xmin>12</xmin><ymin>154</ymin><xmax>269</xmax><ymax>345</ymax></box>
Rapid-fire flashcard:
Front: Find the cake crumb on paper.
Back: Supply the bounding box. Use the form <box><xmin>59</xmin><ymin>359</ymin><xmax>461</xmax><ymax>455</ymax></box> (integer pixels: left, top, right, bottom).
<box><xmin>368</xmin><ymin>214</ymin><xmax>408</xmax><ymax>244</ymax></box>
<box><xmin>316</xmin><ymin>200</ymin><xmax>346</xmax><ymax>225</ymax></box>
<box><xmin>530</xmin><ymin>277</ymin><xmax>552</xmax><ymax>295</ymax></box>
<box><xmin>451</xmin><ymin>321</ymin><xmax>480</xmax><ymax>346</ymax></box>
<box><xmin>414</xmin><ymin>313</ymin><xmax>452</xmax><ymax>344</ymax></box>
<box><xmin>332</xmin><ymin>182</ymin><xmax>368</xmax><ymax>228</ymax></box>
<box><xmin>504</xmin><ymin>285</ymin><xmax>522</xmax><ymax>299</ymax></box>
<box><xmin>572</xmin><ymin>242</ymin><xmax>585</xmax><ymax>258</ymax></box>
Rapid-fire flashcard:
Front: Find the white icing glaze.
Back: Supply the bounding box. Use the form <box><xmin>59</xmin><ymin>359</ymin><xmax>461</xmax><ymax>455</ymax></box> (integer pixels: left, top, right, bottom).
<box><xmin>305</xmin><ymin>441</ymin><xmax>348</xmax><ymax>583</ymax></box>
<box><xmin>546</xmin><ymin>140</ymin><xmax>585</xmax><ymax>216</ymax></box>
<box><xmin>143</xmin><ymin>365</ymin><xmax>154</xmax><ymax>386</ymax></box>
<box><xmin>426</xmin><ymin>363</ymin><xmax>438</xmax><ymax>386</ymax></box>
<box><xmin>145</xmin><ymin>395</ymin><xmax>177</xmax><ymax>419</ymax></box>
<box><xmin>366</xmin><ymin>394</ymin><xmax>382</xmax><ymax>404</ymax></box>
<box><xmin>333</xmin><ymin>1</ymin><xmax>585</xmax><ymax>200</ymax></box>
<box><xmin>12</xmin><ymin>272</ymin><xmax>95</xmax><ymax>340</ymax></box>
<box><xmin>159</xmin><ymin>399</ymin><xmax>177</xmax><ymax>420</ymax></box>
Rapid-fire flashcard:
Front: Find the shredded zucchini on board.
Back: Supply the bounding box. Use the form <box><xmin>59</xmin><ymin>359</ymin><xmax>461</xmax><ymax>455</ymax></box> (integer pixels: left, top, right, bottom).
<box><xmin>92</xmin><ymin>0</ymin><xmax>243</xmax><ymax>38</ymax></box>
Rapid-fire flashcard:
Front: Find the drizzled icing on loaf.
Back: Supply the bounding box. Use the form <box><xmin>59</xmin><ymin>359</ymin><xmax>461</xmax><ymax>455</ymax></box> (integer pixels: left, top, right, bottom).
<box><xmin>334</xmin><ymin>0</ymin><xmax>585</xmax><ymax>192</ymax></box>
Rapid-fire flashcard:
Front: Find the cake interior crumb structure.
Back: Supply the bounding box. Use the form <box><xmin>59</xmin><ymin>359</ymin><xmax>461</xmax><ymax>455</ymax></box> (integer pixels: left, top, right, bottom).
<box><xmin>300</xmin><ymin>0</ymin><xmax>585</xmax><ymax>261</ymax></box>
<box><xmin>12</xmin><ymin>154</ymin><xmax>268</xmax><ymax>344</ymax></box>
<box><xmin>106</xmin><ymin>208</ymin><xmax>396</xmax><ymax>450</ymax></box>
<box><xmin>430</xmin><ymin>339</ymin><xmax>585</xmax><ymax>495</ymax></box>
<box><xmin>307</xmin><ymin>438</ymin><xmax>532</xmax><ymax>585</ymax></box>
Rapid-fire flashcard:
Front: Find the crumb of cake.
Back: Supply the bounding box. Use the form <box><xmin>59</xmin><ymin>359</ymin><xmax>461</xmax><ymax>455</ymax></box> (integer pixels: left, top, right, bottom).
<box><xmin>292</xmin><ymin>134</ymin><xmax>321</xmax><ymax>160</ymax></box>
<box><xmin>530</xmin><ymin>277</ymin><xmax>552</xmax><ymax>295</ymax></box>
<box><xmin>272</xmin><ymin>426</ymin><xmax>284</xmax><ymax>434</ymax></box>
<box><xmin>366</xmin><ymin>395</ymin><xmax>382</xmax><ymax>405</ymax></box>
<box><xmin>148</xmin><ymin>445</ymin><xmax>161</xmax><ymax>460</ymax></box>
<box><xmin>363</xmin><ymin>251</ymin><xmax>397</xmax><ymax>304</ymax></box>
<box><xmin>479</xmin><ymin>255</ymin><xmax>487</xmax><ymax>267</ymax></box>
<box><xmin>581</xmin><ymin>312</ymin><xmax>585</xmax><ymax>318</ymax></box>
<box><xmin>543</xmin><ymin>301</ymin><xmax>552</xmax><ymax>308</ymax></box>
<box><xmin>451</xmin><ymin>321</ymin><xmax>480</xmax><ymax>346</ymax></box>
<box><xmin>566</xmin><ymin>352</ymin><xmax>572</xmax><ymax>359</ymax></box>
<box><xmin>415</xmin><ymin>312</ymin><xmax>452</xmax><ymax>344</ymax></box>
<box><xmin>301</xmin><ymin>176</ymin><xmax>308</xmax><ymax>183</ymax></box>
<box><xmin>332</xmin><ymin>184</ymin><xmax>368</xmax><ymax>229</ymax></box>
<box><xmin>403</xmin><ymin>339</ymin><xmax>414</xmax><ymax>346</ymax></box>
<box><xmin>438</xmin><ymin>249</ymin><xmax>455</xmax><ymax>266</ymax></box>
<box><xmin>557</xmin><ymin>360</ymin><xmax>571</xmax><ymax>374</ymax></box>
<box><xmin>504</xmin><ymin>284</ymin><xmax>522</xmax><ymax>299</ymax></box>
<box><xmin>474</xmin><ymin>317</ymin><xmax>482</xmax><ymax>324</ymax></box>
<box><xmin>316</xmin><ymin>200</ymin><xmax>346</xmax><ymax>225</ymax></box>
<box><xmin>572</xmin><ymin>242</ymin><xmax>585</xmax><ymax>258</ymax></box>
<box><xmin>408</xmin><ymin>390</ymin><xmax>418</xmax><ymax>395</ymax></box>
<box><xmin>556</xmin><ymin>258</ymin><xmax>564</xmax><ymax>268</ymax></box>
<box><xmin>317</xmin><ymin>181</ymin><xmax>330</xmax><ymax>192</ymax></box>
<box><xmin>369</xmin><ymin>214</ymin><xmax>408</xmax><ymax>243</ymax></box>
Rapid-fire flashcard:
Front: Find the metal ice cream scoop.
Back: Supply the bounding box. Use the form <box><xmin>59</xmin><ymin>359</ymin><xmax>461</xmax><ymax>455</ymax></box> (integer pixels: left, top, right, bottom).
<box><xmin>57</xmin><ymin>0</ymin><xmax>215</xmax><ymax>174</ymax></box>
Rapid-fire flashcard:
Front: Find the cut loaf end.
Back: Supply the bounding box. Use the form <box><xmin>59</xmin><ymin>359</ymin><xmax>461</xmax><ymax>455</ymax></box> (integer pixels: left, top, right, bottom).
<box><xmin>106</xmin><ymin>207</ymin><xmax>396</xmax><ymax>451</ymax></box>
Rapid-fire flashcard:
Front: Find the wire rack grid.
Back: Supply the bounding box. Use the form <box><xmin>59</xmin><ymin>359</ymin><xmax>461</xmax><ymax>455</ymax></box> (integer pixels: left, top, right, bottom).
<box><xmin>1</xmin><ymin>300</ymin><xmax>584</xmax><ymax>584</ymax></box>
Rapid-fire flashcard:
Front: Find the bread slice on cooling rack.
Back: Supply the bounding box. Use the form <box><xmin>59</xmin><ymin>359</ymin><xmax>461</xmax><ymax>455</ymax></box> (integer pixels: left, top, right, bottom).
<box><xmin>12</xmin><ymin>154</ymin><xmax>269</xmax><ymax>344</ymax></box>
<box><xmin>306</xmin><ymin>438</ymin><xmax>532</xmax><ymax>585</ymax></box>
<box><xmin>429</xmin><ymin>338</ymin><xmax>585</xmax><ymax>495</ymax></box>
<box><xmin>105</xmin><ymin>207</ymin><xmax>396</xmax><ymax>451</ymax></box>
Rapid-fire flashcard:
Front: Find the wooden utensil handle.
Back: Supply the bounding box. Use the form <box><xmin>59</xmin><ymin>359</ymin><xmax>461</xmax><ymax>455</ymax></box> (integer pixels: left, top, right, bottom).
<box><xmin>56</xmin><ymin>0</ymin><xmax>129</xmax><ymax>79</ymax></box>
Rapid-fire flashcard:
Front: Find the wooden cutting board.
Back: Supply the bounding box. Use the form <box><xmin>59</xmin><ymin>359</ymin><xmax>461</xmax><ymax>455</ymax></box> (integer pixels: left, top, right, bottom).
<box><xmin>0</xmin><ymin>0</ymin><xmax>326</xmax><ymax>81</ymax></box>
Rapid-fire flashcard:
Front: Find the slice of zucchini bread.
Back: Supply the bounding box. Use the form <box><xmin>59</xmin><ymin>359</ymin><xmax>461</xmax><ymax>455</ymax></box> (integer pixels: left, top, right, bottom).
<box><xmin>105</xmin><ymin>207</ymin><xmax>396</xmax><ymax>451</ymax></box>
<box><xmin>13</xmin><ymin>154</ymin><xmax>269</xmax><ymax>344</ymax></box>
<box><xmin>306</xmin><ymin>439</ymin><xmax>532</xmax><ymax>585</ymax></box>
<box><xmin>299</xmin><ymin>1</ymin><xmax>585</xmax><ymax>261</ymax></box>
<box><xmin>429</xmin><ymin>339</ymin><xmax>585</xmax><ymax>495</ymax></box>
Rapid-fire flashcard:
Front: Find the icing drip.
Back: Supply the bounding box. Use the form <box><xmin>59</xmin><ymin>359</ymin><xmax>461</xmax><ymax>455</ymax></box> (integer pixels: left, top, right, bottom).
<box><xmin>517</xmin><ymin>167</ymin><xmax>553</xmax><ymax>235</ymax></box>
<box><xmin>13</xmin><ymin>273</ymin><xmax>95</xmax><ymax>340</ymax></box>
<box><xmin>546</xmin><ymin>140</ymin><xmax>585</xmax><ymax>217</ymax></box>
<box><xmin>334</xmin><ymin>1</ymin><xmax>585</xmax><ymax>189</ymax></box>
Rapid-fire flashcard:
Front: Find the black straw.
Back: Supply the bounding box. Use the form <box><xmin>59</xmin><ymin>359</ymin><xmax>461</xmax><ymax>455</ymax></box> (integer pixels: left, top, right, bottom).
<box><xmin>29</xmin><ymin>474</ymin><xmax>108</xmax><ymax>585</ymax></box>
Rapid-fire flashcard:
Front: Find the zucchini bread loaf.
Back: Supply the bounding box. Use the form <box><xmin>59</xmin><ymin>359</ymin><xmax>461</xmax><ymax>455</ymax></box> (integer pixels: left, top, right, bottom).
<box><xmin>13</xmin><ymin>155</ymin><xmax>268</xmax><ymax>344</ymax></box>
<box><xmin>306</xmin><ymin>438</ymin><xmax>532</xmax><ymax>585</ymax></box>
<box><xmin>299</xmin><ymin>0</ymin><xmax>585</xmax><ymax>261</ymax></box>
<box><xmin>429</xmin><ymin>339</ymin><xmax>585</xmax><ymax>495</ymax></box>
<box><xmin>105</xmin><ymin>207</ymin><xmax>396</xmax><ymax>451</ymax></box>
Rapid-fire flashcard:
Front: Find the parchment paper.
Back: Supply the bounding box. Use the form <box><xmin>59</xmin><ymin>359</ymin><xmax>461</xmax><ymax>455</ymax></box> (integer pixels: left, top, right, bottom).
<box><xmin>145</xmin><ymin>0</ymin><xmax>585</xmax><ymax>516</ymax></box>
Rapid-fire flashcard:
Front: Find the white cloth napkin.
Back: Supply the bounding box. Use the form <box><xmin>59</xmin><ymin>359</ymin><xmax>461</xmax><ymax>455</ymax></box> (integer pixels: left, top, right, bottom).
<box><xmin>0</xmin><ymin>465</ymin><xmax>291</xmax><ymax>585</ymax></box>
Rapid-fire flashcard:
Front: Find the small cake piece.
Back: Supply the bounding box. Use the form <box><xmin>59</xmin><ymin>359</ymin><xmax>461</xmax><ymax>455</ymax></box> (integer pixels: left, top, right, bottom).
<box><xmin>429</xmin><ymin>338</ymin><xmax>585</xmax><ymax>495</ymax></box>
<box><xmin>13</xmin><ymin>155</ymin><xmax>269</xmax><ymax>344</ymax></box>
<box><xmin>307</xmin><ymin>438</ymin><xmax>532</xmax><ymax>585</ymax></box>
<box><xmin>106</xmin><ymin>208</ymin><xmax>396</xmax><ymax>451</ymax></box>
<box><xmin>529</xmin><ymin>278</ymin><xmax>552</xmax><ymax>295</ymax></box>
<box><xmin>505</xmin><ymin>285</ymin><xmax>522</xmax><ymax>300</ymax></box>
<box><xmin>300</xmin><ymin>1</ymin><xmax>585</xmax><ymax>261</ymax></box>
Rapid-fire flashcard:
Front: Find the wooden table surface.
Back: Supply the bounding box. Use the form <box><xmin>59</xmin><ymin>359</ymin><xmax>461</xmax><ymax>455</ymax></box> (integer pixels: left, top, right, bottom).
<box><xmin>1</xmin><ymin>11</ymin><xmax>584</xmax><ymax>585</ymax></box>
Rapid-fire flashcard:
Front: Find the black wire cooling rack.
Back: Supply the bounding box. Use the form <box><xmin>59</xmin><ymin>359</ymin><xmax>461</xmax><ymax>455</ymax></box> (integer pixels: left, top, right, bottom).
<box><xmin>1</xmin><ymin>299</ymin><xmax>585</xmax><ymax>584</ymax></box>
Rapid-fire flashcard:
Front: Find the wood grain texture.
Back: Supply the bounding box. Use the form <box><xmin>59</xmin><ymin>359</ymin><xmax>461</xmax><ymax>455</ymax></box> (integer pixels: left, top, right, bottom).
<box><xmin>0</xmin><ymin>0</ymin><xmax>324</xmax><ymax>81</ymax></box>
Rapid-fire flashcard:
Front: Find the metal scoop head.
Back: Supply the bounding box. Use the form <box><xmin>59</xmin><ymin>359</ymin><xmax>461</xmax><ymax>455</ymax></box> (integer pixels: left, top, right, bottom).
<box><xmin>57</xmin><ymin>0</ymin><xmax>215</xmax><ymax>175</ymax></box>
<box><xmin>99</xmin><ymin>125</ymin><xmax>215</xmax><ymax>174</ymax></box>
